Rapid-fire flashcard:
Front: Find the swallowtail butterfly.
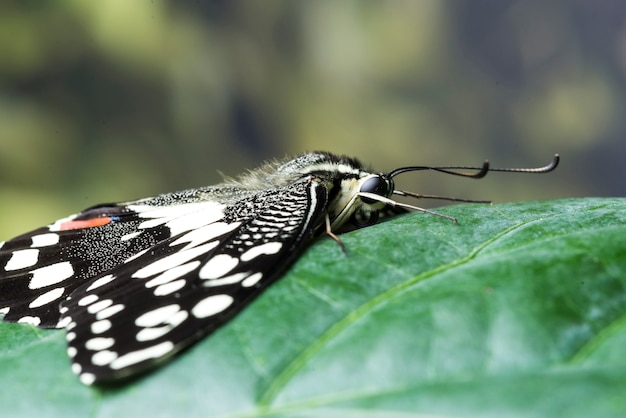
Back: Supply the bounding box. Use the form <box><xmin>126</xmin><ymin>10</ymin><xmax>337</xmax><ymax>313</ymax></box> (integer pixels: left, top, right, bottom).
<box><xmin>0</xmin><ymin>151</ymin><xmax>559</xmax><ymax>385</ymax></box>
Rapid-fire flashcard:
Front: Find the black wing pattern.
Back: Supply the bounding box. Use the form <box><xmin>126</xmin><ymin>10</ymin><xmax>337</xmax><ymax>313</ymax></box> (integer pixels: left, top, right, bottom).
<box><xmin>0</xmin><ymin>204</ymin><xmax>175</xmax><ymax>327</ymax></box>
<box><xmin>59</xmin><ymin>180</ymin><xmax>327</xmax><ymax>384</ymax></box>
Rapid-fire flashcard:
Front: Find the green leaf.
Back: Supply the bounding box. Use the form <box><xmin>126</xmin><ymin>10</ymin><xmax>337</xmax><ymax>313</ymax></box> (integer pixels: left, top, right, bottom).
<box><xmin>1</xmin><ymin>198</ymin><xmax>625</xmax><ymax>417</ymax></box>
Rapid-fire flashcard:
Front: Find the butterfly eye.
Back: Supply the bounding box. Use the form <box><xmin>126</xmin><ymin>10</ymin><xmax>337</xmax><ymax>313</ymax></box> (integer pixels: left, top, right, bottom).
<box><xmin>359</xmin><ymin>176</ymin><xmax>391</xmax><ymax>204</ymax></box>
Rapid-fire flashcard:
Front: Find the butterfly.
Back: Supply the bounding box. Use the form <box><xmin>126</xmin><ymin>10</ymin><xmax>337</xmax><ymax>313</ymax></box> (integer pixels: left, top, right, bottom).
<box><xmin>0</xmin><ymin>151</ymin><xmax>559</xmax><ymax>385</ymax></box>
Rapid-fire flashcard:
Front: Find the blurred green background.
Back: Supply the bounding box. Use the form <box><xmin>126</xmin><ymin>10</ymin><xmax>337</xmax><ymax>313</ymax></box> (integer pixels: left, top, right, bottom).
<box><xmin>1</xmin><ymin>0</ymin><xmax>624</xmax><ymax>239</ymax></box>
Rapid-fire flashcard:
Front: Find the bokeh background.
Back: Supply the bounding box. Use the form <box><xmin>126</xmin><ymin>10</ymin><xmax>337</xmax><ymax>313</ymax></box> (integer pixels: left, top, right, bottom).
<box><xmin>1</xmin><ymin>0</ymin><xmax>624</xmax><ymax>239</ymax></box>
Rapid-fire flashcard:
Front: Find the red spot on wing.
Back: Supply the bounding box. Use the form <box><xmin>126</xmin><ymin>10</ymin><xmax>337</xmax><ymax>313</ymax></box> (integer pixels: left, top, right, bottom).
<box><xmin>59</xmin><ymin>217</ymin><xmax>113</xmax><ymax>231</ymax></box>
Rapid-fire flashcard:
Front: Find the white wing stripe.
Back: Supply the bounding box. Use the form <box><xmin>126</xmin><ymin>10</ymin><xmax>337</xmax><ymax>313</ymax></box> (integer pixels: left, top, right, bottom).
<box><xmin>132</xmin><ymin>241</ymin><xmax>219</xmax><ymax>279</ymax></box>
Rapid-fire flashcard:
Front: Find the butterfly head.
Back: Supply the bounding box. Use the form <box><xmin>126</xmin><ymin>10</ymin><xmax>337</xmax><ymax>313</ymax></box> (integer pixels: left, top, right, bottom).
<box><xmin>327</xmin><ymin>152</ymin><xmax>560</xmax><ymax>230</ymax></box>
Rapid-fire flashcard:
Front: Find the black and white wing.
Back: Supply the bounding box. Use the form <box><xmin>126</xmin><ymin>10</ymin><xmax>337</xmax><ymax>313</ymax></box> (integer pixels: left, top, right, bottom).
<box><xmin>59</xmin><ymin>180</ymin><xmax>327</xmax><ymax>384</ymax></box>
<box><xmin>0</xmin><ymin>202</ymin><xmax>186</xmax><ymax>327</ymax></box>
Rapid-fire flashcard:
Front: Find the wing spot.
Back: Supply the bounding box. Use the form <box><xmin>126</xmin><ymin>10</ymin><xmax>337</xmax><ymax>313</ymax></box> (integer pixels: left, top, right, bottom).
<box><xmin>92</xmin><ymin>350</ymin><xmax>118</xmax><ymax>366</ymax></box>
<box><xmin>241</xmin><ymin>272</ymin><xmax>263</xmax><ymax>288</ymax></box>
<box><xmin>78</xmin><ymin>294</ymin><xmax>99</xmax><ymax>306</ymax></box>
<box><xmin>57</xmin><ymin>316</ymin><xmax>72</xmax><ymax>328</ymax></box>
<box><xmin>71</xmin><ymin>363</ymin><xmax>82</xmax><ymax>375</ymax></box>
<box><xmin>86</xmin><ymin>274</ymin><xmax>116</xmax><ymax>291</ymax></box>
<box><xmin>80</xmin><ymin>373</ymin><xmax>96</xmax><ymax>385</ymax></box>
<box><xmin>30</xmin><ymin>233</ymin><xmax>60</xmax><ymax>247</ymax></box>
<box><xmin>67</xmin><ymin>331</ymin><xmax>77</xmax><ymax>341</ymax></box>
<box><xmin>87</xmin><ymin>299</ymin><xmax>113</xmax><ymax>314</ymax></box>
<box><xmin>29</xmin><ymin>262</ymin><xmax>74</xmax><ymax>289</ymax></box>
<box><xmin>240</xmin><ymin>242</ymin><xmax>283</xmax><ymax>262</ymax></box>
<box><xmin>170</xmin><ymin>221</ymin><xmax>240</xmax><ymax>249</ymax></box>
<box><xmin>136</xmin><ymin>310</ymin><xmax>188</xmax><ymax>342</ymax></box>
<box><xmin>28</xmin><ymin>287</ymin><xmax>65</xmax><ymax>308</ymax></box>
<box><xmin>131</xmin><ymin>202</ymin><xmax>225</xmax><ymax>236</ymax></box>
<box><xmin>191</xmin><ymin>294</ymin><xmax>233</xmax><ymax>319</ymax></box>
<box><xmin>91</xmin><ymin>319</ymin><xmax>112</xmax><ymax>334</ymax></box>
<box><xmin>202</xmin><ymin>272</ymin><xmax>249</xmax><ymax>287</ymax></box>
<box><xmin>17</xmin><ymin>316</ymin><xmax>41</xmax><ymax>326</ymax></box>
<box><xmin>154</xmin><ymin>279</ymin><xmax>186</xmax><ymax>296</ymax></box>
<box><xmin>145</xmin><ymin>261</ymin><xmax>199</xmax><ymax>288</ymax></box>
<box><xmin>135</xmin><ymin>304</ymin><xmax>181</xmax><ymax>328</ymax></box>
<box><xmin>85</xmin><ymin>337</ymin><xmax>115</xmax><ymax>351</ymax></box>
<box><xmin>132</xmin><ymin>241</ymin><xmax>219</xmax><ymax>279</ymax></box>
<box><xmin>198</xmin><ymin>254</ymin><xmax>238</xmax><ymax>280</ymax></box>
<box><xmin>121</xmin><ymin>231</ymin><xmax>141</xmax><ymax>242</ymax></box>
<box><xmin>5</xmin><ymin>249</ymin><xmax>39</xmax><ymax>271</ymax></box>
<box><xmin>124</xmin><ymin>248</ymin><xmax>150</xmax><ymax>264</ymax></box>
<box><xmin>110</xmin><ymin>341</ymin><xmax>175</xmax><ymax>370</ymax></box>
<box><xmin>67</xmin><ymin>347</ymin><xmax>77</xmax><ymax>358</ymax></box>
<box><xmin>96</xmin><ymin>304</ymin><xmax>125</xmax><ymax>320</ymax></box>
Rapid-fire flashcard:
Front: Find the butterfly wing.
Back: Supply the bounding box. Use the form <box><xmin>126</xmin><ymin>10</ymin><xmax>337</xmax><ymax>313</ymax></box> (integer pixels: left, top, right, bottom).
<box><xmin>60</xmin><ymin>180</ymin><xmax>327</xmax><ymax>384</ymax></box>
<box><xmin>0</xmin><ymin>193</ymin><xmax>226</xmax><ymax>328</ymax></box>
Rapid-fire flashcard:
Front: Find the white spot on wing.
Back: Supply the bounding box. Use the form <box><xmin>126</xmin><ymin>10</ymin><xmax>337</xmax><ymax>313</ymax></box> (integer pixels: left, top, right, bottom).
<box><xmin>57</xmin><ymin>316</ymin><xmax>72</xmax><ymax>328</ymax></box>
<box><xmin>136</xmin><ymin>310</ymin><xmax>188</xmax><ymax>342</ymax></box>
<box><xmin>154</xmin><ymin>279</ymin><xmax>186</xmax><ymax>296</ymax></box>
<box><xmin>87</xmin><ymin>299</ymin><xmax>113</xmax><ymax>314</ymax></box>
<box><xmin>170</xmin><ymin>221</ymin><xmax>240</xmax><ymax>250</ymax></box>
<box><xmin>124</xmin><ymin>248</ymin><xmax>149</xmax><ymax>264</ymax></box>
<box><xmin>29</xmin><ymin>262</ymin><xmax>74</xmax><ymax>289</ymax></box>
<box><xmin>30</xmin><ymin>233</ymin><xmax>60</xmax><ymax>247</ymax></box>
<box><xmin>92</xmin><ymin>350</ymin><xmax>118</xmax><ymax>366</ymax></box>
<box><xmin>202</xmin><ymin>272</ymin><xmax>249</xmax><ymax>287</ymax></box>
<box><xmin>240</xmin><ymin>242</ymin><xmax>283</xmax><ymax>262</ymax></box>
<box><xmin>198</xmin><ymin>254</ymin><xmax>238</xmax><ymax>280</ymax></box>
<box><xmin>241</xmin><ymin>272</ymin><xmax>263</xmax><ymax>287</ymax></box>
<box><xmin>135</xmin><ymin>304</ymin><xmax>181</xmax><ymax>328</ymax></box>
<box><xmin>96</xmin><ymin>304</ymin><xmax>125</xmax><ymax>320</ymax></box>
<box><xmin>67</xmin><ymin>347</ymin><xmax>77</xmax><ymax>358</ymax></box>
<box><xmin>0</xmin><ymin>307</ymin><xmax>9</xmax><ymax>315</ymax></box>
<box><xmin>28</xmin><ymin>287</ymin><xmax>65</xmax><ymax>308</ymax></box>
<box><xmin>5</xmin><ymin>249</ymin><xmax>39</xmax><ymax>271</ymax></box>
<box><xmin>191</xmin><ymin>294</ymin><xmax>233</xmax><ymax>319</ymax></box>
<box><xmin>78</xmin><ymin>294</ymin><xmax>99</xmax><ymax>306</ymax></box>
<box><xmin>132</xmin><ymin>241</ymin><xmax>219</xmax><ymax>279</ymax></box>
<box><xmin>18</xmin><ymin>316</ymin><xmax>41</xmax><ymax>326</ymax></box>
<box><xmin>130</xmin><ymin>202</ymin><xmax>225</xmax><ymax>236</ymax></box>
<box><xmin>145</xmin><ymin>261</ymin><xmax>199</xmax><ymax>288</ymax></box>
<box><xmin>110</xmin><ymin>341</ymin><xmax>174</xmax><ymax>370</ymax></box>
<box><xmin>164</xmin><ymin>204</ymin><xmax>226</xmax><ymax>236</ymax></box>
<box><xmin>80</xmin><ymin>373</ymin><xmax>96</xmax><ymax>385</ymax></box>
<box><xmin>71</xmin><ymin>363</ymin><xmax>81</xmax><ymax>374</ymax></box>
<box><xmin>86</xmin><ymin>274</ymin><xmax>116</xmax><ymax>291</ymax></box>
<box><xmin>86</xmin><ymin>337</ymin><xmax>115</xmax><ymax>351</ymax></box>
<box><xmin>121</xmin><ymin>231</ymin><xmax>141</xmax><ymax>241</ymax></box>
<box><xmin>91</xmin><ymin>319</ymin><xmax>112</xmax><ymax>334</ymax></box>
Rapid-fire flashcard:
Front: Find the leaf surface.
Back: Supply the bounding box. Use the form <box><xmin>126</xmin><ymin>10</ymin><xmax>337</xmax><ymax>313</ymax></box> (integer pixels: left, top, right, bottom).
<box><xmin>1</xmin><ymin>198</ymin><xmax>625</xmax><ymax>417</ymax></box>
